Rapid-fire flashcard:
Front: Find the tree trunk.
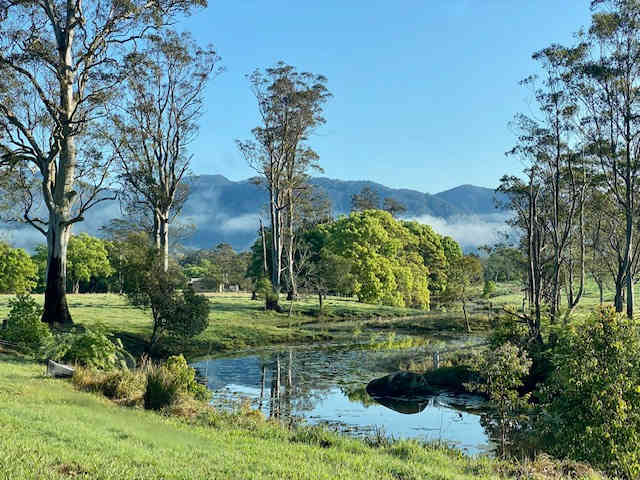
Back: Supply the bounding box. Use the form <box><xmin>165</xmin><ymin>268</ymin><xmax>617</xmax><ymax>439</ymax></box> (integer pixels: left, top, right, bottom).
<box><xmin>598</xmin><ymin>280</ymin><xmax>604</xmax><ymax>305</ymax></box>
<box><xmin>159</xmin><ymin>214</ymin><xmax>169</xmax><ymax>273</ymax></box>
<box><xmin>73</xmin><ymin>280</ymin><xmax>80</xmax><ymax>295</ymax></box>
<box><xmin>462</xmin><ymin>300</ymin><xmax>471</xmax><ymax>333</ymax></box>
<box><xmin>286</xmin><ymin>197</ymin><xmax>297</xmax><ymax>300</ymax></box>
<box><xmin>42</xmin><ymin>217</ymin><xmax>72</xmax><ymax>325</ymax></box>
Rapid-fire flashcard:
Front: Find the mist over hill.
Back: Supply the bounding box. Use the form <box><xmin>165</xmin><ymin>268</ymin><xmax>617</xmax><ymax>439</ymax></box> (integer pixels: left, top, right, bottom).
<box><xmin>1</xmin><ymin>175</ymin><xmax>510</xmax><ymax>252</ymax></box>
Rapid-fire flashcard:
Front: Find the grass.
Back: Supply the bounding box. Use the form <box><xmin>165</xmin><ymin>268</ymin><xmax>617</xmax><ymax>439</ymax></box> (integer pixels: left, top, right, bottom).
<box><xmin>0</xmin><ymin>292</ymin><xmax>462</xmax><ymax>358</ymax></box>
<box><xmin>0</xmin><ymin>352</ymin><xmax>513</xmax><ymax>480</ymax></box>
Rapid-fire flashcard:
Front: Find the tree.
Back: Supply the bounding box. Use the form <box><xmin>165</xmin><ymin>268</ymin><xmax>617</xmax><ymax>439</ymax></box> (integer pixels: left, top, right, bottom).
<box><xmin>108</xmin><ymin>31</ymin><xmax>219</xmax><ymax>272</ymax></box>
<box><xmin>0</xmin><ymin>0</ymin><xmax>206</xmax><ymax>325</ymax></box>
<box><xmin>0</xmin><ymin>243</ymin><xmax>37</xmax><ymax>294</ymax></box>
<box><xmin>321</xmin><ymin>210</ymin><xmax>431</xmax><ymax>308</ymax></box>
<box><xmin>537</xmin><ymin>307</ymin><xmax>640</xmax><ymax>478</ymax></box>
<box><xmin>383</xmin><ymin>197</ymin><xmax>407</xmax><ymax>218</ymax></box>
<box><xmin>351</xmin><ymin>186</ymin><xmax>380</xmax><ymax>212</ymax></box>
<box><xmin>565</xmin><ymin>0</ymin><xmax>640</xmax><ymax>318</ymax></box>
<box><xmin>238</xmin><ymin>62</ymin><xmax>330</xmax><ymax>306</ymax></box>
<box><xmin>402</xmin><ymin>221</ymin><xmax>449</xmax><ymax>297</ymax></box>
<box><xmin>442</xmin><ymin>255</ymin><xmax>484</xmax><ymax>332</ymax></box>
<box><xmin>118</xmin><ymin>232</ymin><xmax>189</xmax><ymax>351</ymax></box>
<box><xmin>67</xmin><ymin>234</ymin><xmax>113</xmax><ymax>294</ymax></box>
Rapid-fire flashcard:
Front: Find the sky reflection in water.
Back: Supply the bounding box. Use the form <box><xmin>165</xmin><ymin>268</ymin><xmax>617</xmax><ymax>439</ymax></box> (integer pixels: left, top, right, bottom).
<box><xmin>194</xmin><ymin>345</ymin><xmax>490</xmax><ymax>455</ymax></box>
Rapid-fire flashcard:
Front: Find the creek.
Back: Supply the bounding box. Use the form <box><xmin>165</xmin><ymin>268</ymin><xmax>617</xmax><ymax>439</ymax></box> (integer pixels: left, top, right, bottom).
<box><xmin>193</xmin><ymin>338</ymin><xmax>491</xmax><ymax>455</ymax></box>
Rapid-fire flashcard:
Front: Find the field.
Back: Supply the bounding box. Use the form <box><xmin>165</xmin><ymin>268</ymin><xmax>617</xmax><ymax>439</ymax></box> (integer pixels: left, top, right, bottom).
<box><xmin>0</xmin><ymin>352</ymin><xmax>505</xmax><ymax>480</ymax></box>
<box><xmin>0</xmin><ymin>293</ymin><xmax>442</xmax><ymax>357</ymax></box>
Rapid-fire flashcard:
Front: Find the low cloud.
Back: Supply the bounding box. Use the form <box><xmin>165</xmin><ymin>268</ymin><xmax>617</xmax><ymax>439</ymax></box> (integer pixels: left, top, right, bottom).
<box><xmin>411</xmin><ymin>213</ymin><xmax>513</xmax><ymax>250</ymax></box>
<box><xmin>220</xmin><ymin>213</ymin><xmax>261</xmax><ymax>233</ymax></box>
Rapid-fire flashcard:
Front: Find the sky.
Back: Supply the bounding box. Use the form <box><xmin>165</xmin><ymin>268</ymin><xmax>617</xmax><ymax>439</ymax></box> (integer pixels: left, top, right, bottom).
<box><xmin>178</xmin><ymin>0</ymin><xmax>593</xmax><ymax>194</ymax></box>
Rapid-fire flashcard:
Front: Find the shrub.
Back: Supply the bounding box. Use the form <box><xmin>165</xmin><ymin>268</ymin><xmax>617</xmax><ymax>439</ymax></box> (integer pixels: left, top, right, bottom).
<box><xmin>166</xmin><ymin>354</ymin><xmax>210</xmax><ymax>402</ymax></box>
<box><xmin>144</xmin><ymin>364</ymin><xmax>181</xmax><ymax>411</ymax></box>
<box><xmin>165</xmin><ymin>286</ymin><xmax>210</xmax><ymax>345</ymax></box>
<box><xmin>0</xmin><ymin>294</ymin><xmax>51</xmax><ymax>351</ymax></box>
<box><xmin>482</xmin><ymin>280</ymin><xmax>496</xmax><ymax>298</ymax></box>
<box><xmin>536</xmin><ymin>306</ymin><xmax>640</xmax><ymax>479</ymax></box>
<box><xmin>40</xmin><ymin>327</ymin><xmax>134</xmax><ymax>369</ymax></box>
<box><xmin>144</xmin><ymin>355</ymin><xmax>210</xmax><ymax>410</ymax></box>
<box><xmin>466</xmin><ymin>342</ymin><xmax>532</xmax><ymax>458</ymax></box>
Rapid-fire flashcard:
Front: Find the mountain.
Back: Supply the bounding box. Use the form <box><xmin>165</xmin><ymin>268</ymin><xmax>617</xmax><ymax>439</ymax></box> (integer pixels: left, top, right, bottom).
<box><xmin>2</xmin><ymin>176</ymin><xmax>509</xmax><ymax>252</ymax></box>
<box><xmin>434</xmin><ymin>184</ymin><xmax>506</xmax><ymax>215</ymax></box>
<box><xmin>179</xmin><ymin>176</ymin><xmax>508</xmax><ymax>251</ymax></box>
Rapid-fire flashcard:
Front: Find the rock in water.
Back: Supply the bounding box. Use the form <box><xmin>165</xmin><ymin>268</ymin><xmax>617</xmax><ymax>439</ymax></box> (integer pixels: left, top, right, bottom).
<box><xmin>366</xmin><ymin>371</ymin><xmax>437</xmax><ymax>398</ymax></box>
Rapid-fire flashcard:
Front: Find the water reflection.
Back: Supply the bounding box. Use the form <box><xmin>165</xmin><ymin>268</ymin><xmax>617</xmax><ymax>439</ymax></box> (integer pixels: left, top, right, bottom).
<box><xmin>193</xmin><ymin>344</ymin><xmax>490</xmax><ymax>454</ymax></box>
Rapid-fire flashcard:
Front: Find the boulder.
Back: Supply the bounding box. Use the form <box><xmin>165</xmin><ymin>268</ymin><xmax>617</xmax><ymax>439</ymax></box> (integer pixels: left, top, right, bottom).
<box><xmin>366</xmin><ymin>371</ymin><xmax>437</xmax><ymax>398</ymax></box>
<box><xmin>47</xmin><ymin>360</ymin><xmax>74</xmax><ymax>378</ymax></box>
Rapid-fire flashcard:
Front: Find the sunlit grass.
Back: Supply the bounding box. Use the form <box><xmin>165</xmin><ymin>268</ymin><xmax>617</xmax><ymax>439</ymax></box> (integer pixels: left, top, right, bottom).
<box><xmin>0</xmin><ymin>353</ymin><xmax>505</xmax><ymax>480</ymax></box>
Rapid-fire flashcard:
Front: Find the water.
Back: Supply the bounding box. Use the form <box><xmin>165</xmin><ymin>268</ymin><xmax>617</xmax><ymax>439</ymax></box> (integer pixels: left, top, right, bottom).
<box><xmin>193</xmin><ymin>342</ymin><xmax>490</xmax><ymax>455</ymax></box>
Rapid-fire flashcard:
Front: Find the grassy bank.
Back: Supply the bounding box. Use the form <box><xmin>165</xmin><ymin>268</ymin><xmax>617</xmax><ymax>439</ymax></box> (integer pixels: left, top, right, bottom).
<box><xmin>0</xmin><ymin>353</ymin><xmax>503</xmax><ymax>480</ymax></box>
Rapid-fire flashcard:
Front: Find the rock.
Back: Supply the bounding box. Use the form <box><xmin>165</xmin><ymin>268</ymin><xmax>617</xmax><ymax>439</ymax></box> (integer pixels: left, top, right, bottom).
<box><xmin>47</xmin><ymin>360</ymin><xmax>74</xmax><ymax>378</ymax></box>
<box><xmin>366</xmin><ymin>371</ymin><xmax>438</xmax><ymax>398</ymax></box>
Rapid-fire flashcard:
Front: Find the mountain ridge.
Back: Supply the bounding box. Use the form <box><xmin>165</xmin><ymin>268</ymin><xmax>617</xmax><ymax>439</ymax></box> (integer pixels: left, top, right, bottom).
<box><xmin>2</xmin><ymin>175</ymin><xmax>509</xmax><ymax>252</ymax></box>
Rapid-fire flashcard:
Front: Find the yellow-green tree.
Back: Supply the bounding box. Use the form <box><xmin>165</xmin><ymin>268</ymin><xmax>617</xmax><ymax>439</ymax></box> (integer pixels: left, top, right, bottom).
<box><xmin>67</xmin><ymin>234</ymin><xmax>113</xmax><ymax>294</ymax></box>
<box><xmin>0</xmin><ymin>243</ymin><xmax>37</xmax><ymax>294</ymax></box>
<box><xmin>322</xmin><ymin>210</ymin><xmax>431</xmax><ymax>308</ymax></box>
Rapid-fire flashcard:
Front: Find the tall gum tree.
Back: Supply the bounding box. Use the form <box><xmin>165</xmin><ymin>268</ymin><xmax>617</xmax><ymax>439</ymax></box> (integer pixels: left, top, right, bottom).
<box><xmin>568</xmin><ymin>0</ymin><xmax>640</xmax><ymax>317</ymax></box>
<box><xmin>238</xmin><ymin>63</ymin><xmax>330</xmax><ymax>305</ymax></box>
<box><xmin>108</xmin><ymin>30</ymin><xmax>219</xmax><ymax>272</ymax></box>
<box><xmin>0</xmin><ymin>0</ymin><xmax>205</xmax><ymax>325</ymax></box>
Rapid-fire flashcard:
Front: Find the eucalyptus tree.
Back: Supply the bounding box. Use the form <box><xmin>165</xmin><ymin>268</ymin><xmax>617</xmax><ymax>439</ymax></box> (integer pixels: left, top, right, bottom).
<box><xmin>108</xmin><ymin>31</ymin><xmax>219</xmax><ymax>272</ymax></box>
<box><xmin>0</xmin><ymin>0</ymin><xmax>205</xmax><ymax>325</ymax></box>
<box><xmin>351</xmin><ymin>186</ymin><xmax>380</xmax><ymax>212</ymax></box>
<box><xmin>567</xmin><ymin>0</ymin><xmax>640</xmax><ymax>317</ymax></box>
<box><xmin>498</xmin><ymin>163</ymin><xmax>545</xmax><ymax>343</ymax></box>
<box><xmin>238</xmin><ymin>63</ymin><xmax>330</xmax><ymax>305</ymax></box>
<box><xmin>525</xmin><ymin>45</ymin><xmax>587</xmax><ymax>322</ymax></box>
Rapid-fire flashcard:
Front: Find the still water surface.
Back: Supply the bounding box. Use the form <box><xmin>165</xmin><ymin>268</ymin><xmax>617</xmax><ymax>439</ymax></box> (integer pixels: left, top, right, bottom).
<box><xmin>193</xmin><ymin>342</ymin><xmax>490</xmax><ymax>454</ymax></box>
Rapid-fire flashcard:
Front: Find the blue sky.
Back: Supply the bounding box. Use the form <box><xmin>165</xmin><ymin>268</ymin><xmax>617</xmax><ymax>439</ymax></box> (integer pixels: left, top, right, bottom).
<box><xmin>179</xmin><ymin>0</ymin><xmax>592</xmax><ymax>194</ymax></box>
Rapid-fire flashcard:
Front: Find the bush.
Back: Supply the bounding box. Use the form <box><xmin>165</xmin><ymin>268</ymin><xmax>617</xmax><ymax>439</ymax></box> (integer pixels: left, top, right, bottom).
<box><xmin>166</xmin><ymin>354</ymin><xmax>210</xmax><ymax>402</ymax></box>
<box><xmin>466</xmin><ymin>342</ymin><xmax>532</xmax><ymax>458</ymax></box>
<box><xmin>144</xmin><ymin>364</ymin><xmax>181</xmax><ymax>410</ymax></box>
<box><xmin>0</xmin><ymin>294</ymin><xmax>51</xmax><ymax>351</ymax></box>
<box><xmin>482</xmin><ymin>280</ymin><xmax>496</xmax><ymax>298</ymax></box>
<box><xmin>535</xmin><ymin>306</ymin><xmax>640</xmax><ymax>479</ymax></box>
<box><xmin>165</xmin><ymin>286</ymin><xmax>210</xmax><ymax>344</ymax></box>
<box><xmin>144</xmin><ymin>355</ymin><xmax>210</xmax><ymax>410</ymax></box>
<box><xmin>40</xmin><ymin>327</ymin><xmax>134</xmax><ymax>369</ymax></box>
<box><xmin>72</xmin><ymin>367</ymin><xmax>144</xmax><ymax>403</ymax></box>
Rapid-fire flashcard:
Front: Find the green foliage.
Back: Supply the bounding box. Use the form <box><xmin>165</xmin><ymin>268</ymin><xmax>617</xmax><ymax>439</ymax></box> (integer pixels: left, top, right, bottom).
<box><xmin>67</xmin><ymin>233</ymin><xmax>113</xmax><ymax>293</ymax></box>
<box><xmin>0</xmin><ymin>294</ymin><xmax>50</xmax><ymax>351</ymax></box>
<box><xmin>144</xmin><ymin>355</ymin><xmax>210</xmax><ymax>410</ymax></box>
<box><xmin>482</xmin><ymin>280</ymin><xmax>496</xmax><ymax>298</ymax></box>
<box><xmin>0</xmin><ymin>243</ymin><xmax>37</xmax><ymax>294</ymax></box>
<box><xmin>117</xmin><ymin>232</ymin><xmax>189</xmax><ymax>349</ymax></box>
<box><xmin>40</xmin><ymin>327</ymin><xmax>132</xmax><ymax>370</ymax></box>
<box><xmin>321</xmin><ymin>210</ymin><xmax>432</xmax><ymax>308</ymax></box>
<box><xmin>484</xmin><ymin>247</ymin><xmax>523</xmax><ymax>283</ymax></box>
<box><xmin>466</xmin><ymin>343</ymin><xmax>532</xmax><ymax>457</ymax></box>
<box><xmin>536</xmin><ymin>306</ymin><xmax>640</xmax><ymax>478</ymax></box>
<box><xmin>164</xmin><ymin>286</ymin><xmax>210</xmax><ymax>343</ymax></box>
<box><xmin>165</xmin><ymin>354</ymin><xmax>210</xmax><ymax>401</ymax></box>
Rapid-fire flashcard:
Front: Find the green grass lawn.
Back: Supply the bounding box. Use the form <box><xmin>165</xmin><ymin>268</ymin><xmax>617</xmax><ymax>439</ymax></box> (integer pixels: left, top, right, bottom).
<box><xmin>0</xmin><ymin>293</ymin><xmax>433</xmax><ymax>358</ymax></box>
<box><xmin>0</xmin><ymin>353</ymin><xmax>506</xmax><ymax>480</ymax></box>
